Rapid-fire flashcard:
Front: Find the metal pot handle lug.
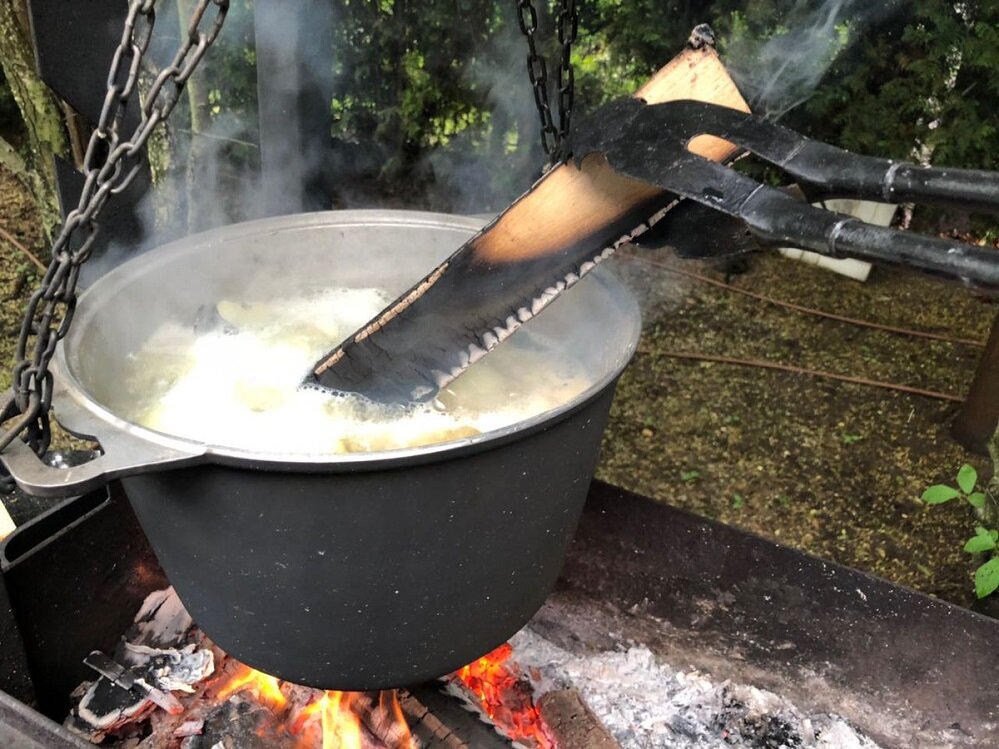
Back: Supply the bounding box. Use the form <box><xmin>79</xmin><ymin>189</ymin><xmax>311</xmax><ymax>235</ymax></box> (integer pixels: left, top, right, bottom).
<box><xmin>0</xmin><ymin>391</ymin><xmax>205</xmax><ymax>498</ymax></box>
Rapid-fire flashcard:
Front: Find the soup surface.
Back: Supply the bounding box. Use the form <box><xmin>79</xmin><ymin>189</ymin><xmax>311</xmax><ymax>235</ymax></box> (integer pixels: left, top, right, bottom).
<box><xmin>115</xmin><ymin>287</ymin><xmax>592</xmax><ymax>454</ymax></box>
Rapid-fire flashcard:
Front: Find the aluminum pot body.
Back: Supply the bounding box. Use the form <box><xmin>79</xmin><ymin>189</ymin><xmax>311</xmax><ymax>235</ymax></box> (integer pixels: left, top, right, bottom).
<box><xmin>3</xmin><ymin>210</ymin><xmax>641</xmax><ymax>689</ymax></box>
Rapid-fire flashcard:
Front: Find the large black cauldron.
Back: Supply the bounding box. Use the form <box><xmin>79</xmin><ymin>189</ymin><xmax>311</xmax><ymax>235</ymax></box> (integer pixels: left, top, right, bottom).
<box><xmin>1</xmin><ymin>210</ymin><xmax>640</xmax><ymax>688</ymax></box>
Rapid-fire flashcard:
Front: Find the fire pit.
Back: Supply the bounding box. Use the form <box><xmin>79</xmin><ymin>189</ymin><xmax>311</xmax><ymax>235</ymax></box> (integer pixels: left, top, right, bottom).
<box><xmin>2</xmin><ymin>482</ymin><xmax>996</xmax><ymax>748</ymax></box>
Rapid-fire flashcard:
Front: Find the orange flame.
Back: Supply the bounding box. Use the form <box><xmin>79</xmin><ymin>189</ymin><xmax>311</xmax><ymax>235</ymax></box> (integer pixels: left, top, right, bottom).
<box><xmin>291</xmin><ymin>690</ymin><xmax>416</xmax><ymax>749</ymax></box>
<box><xmin>453</xmin><ymin>644</ymin><xmax>552</xmax><ymax>748</ymax></box>
<box><xmin>381</xmin><ymin>691</ymin><xmax>417</xmax><ymax>749</ymax></box>
<box><xmin>295</xmin><ymin>692</ymin><xmax>363</xmax><ymax>749</ymax></box>
<box><xmin>215</xmin><ymin>664</ymin><xmax>288</xmax><ymax>711</ymax></box>
<box><xmin>212</xmin><ymin>663</ymin><xmax>415</xmax><ymax>748</ymax></box>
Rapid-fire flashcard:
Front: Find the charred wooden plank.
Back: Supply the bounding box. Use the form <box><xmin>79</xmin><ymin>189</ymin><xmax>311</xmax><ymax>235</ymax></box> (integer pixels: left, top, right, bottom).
<box><xmin>310</xmin><ymin>43</ymin><xmax>749</xmax><ymax>402</ymax></box>
<box><xmin>537</xmin><ymin>689</ymin><xmax>621</xmax><ymax>749</ymax></box>
<box><xmin>406</xmin><ymin>685</ymin><xmax>512</xmax><ymax>748</ymax></box>
<box><xmin>399</xmin><ymin>690</ymin><xmax>470</xmax><ymax>748</ymax></box>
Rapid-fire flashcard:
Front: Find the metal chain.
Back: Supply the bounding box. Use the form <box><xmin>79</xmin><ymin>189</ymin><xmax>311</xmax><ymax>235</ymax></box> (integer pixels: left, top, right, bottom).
<box><xmin>0</xmin><ymin>0</ymin><xmax>229</xmax><ymax>488</ymax></box>
<box><xmin>516</xmin><ymin>0</ymin><xmax>578</xmax><ymax>163</ymax></box>
<box><xmin>555</xmin><ymin>0</ymin><xmax>577</xmax><ymax>148</ymax></box>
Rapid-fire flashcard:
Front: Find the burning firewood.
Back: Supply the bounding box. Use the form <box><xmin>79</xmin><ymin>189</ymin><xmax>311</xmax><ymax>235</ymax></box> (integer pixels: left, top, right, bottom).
<box><xmin>398</xmin><ymin>691</ymin><xmax>469</xmax><ymax>749</ymax></box>
<box><xmin>537</xmin><ymin>689</ymin><xmax>621</xmax><ymax>749</ymax></box>
<box><xmin>443</xmin><ymin>645</ymin><xmax>623</xmax><ymax>749</ymax></box>
<box><xmin>65</xmin><ymin>586</ymin><xmax>424</xmax><ymax>749</ymax></box>
<box><xmin>444</xmin><ymin>643</ymin><xmax>552</xmax><ymax>749</ymax></box>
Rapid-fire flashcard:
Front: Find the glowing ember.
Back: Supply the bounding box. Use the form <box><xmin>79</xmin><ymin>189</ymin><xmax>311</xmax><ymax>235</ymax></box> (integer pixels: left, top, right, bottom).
<box><xmin>452</xmin><ymin>644</ymin><xmax>552</xmax><ymax>748</ymax></box>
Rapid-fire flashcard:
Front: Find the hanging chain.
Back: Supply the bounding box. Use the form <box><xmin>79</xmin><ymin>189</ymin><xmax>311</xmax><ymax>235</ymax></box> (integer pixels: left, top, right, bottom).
<box><xmin>516</xmin><ymin>0</ymin><xmax>578</xmax><ymax>164</ymax></box>
<box><xmin>555</xmin><ymin>0</ymin><xmax>577</xmax><ymax>148</ymax></box>
<box><xmin>0</xmin><ymin>0</ymin><xmax>229</xmax><ymax>484</ymax></box>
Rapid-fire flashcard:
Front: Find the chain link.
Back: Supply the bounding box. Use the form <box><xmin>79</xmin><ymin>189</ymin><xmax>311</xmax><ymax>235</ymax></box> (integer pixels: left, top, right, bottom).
<box><xmin>0</xmin><ymin>0</ymin><xmax>229</xmax><ymax>490</ymax></box>
<box><xmin>516</xmin><ymin>0</ymin><xmax>578</xmax><ymax>164</ymax></box>
<box><xmin>555</xmin><ymin>0</ymin><xmax>577</xmax><ymax>143</ymax></box>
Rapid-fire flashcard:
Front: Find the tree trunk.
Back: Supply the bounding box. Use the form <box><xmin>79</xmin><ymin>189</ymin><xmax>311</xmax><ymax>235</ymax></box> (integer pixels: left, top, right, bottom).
<box><xmin>952</xmin><ymin>311</ymin><xmax>999</xmax><ymax>455</ymax></box>
<box><xmin>0</xmin><ymin>0</ymin><xmax>67</xmax><ymax>240</ymax></box>
<box><xmin>177</xmin><ymin>0</ymin><xmax>214</xmax><ymax>233</ymax></box>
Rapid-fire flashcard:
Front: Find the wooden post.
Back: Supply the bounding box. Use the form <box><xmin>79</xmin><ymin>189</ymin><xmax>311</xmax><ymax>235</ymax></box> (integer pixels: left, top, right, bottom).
<box><xmin>254</xmin><ymin>0</ymin><xmax>334</xmax><ymax>216</ymax></box>
<box><xmin>952</xmin><ymin>311</ymin><xmax>999</xmax><ymax>455</ymax></box>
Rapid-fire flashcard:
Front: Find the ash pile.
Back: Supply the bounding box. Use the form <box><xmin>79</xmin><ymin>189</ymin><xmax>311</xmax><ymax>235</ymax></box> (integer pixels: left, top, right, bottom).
<box><xmin>504</xmin><ymin>628</ymin><xmax>879</xmax><ymax>749</ymax></box>
<box><xmin>64</xmin><ymin>588</ymin><xmax>881</xmax><ymax>749</ymax></box>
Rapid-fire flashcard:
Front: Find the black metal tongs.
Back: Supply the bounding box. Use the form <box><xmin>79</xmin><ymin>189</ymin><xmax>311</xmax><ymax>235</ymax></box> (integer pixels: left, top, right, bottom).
<box><xmin>310</xmin><ymin>99</ymin><xmax>999</xmax><ymax>403</ymax></box>
<box><xmin>583</xmin><ymin>99</ymin><xmax>999</xmax><ymax>283</ymax></box>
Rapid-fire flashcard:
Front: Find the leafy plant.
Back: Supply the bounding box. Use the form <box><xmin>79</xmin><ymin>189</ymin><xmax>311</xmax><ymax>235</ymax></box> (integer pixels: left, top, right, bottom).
<box><xmin>921</xmin><ymin>464</ymin><xmax>999</xmax><ymax>598</ymax></box>
<box><xmin>680</xmin><ymin>470</ymin><xmax>701</xmax><ymax>483</ymax></box>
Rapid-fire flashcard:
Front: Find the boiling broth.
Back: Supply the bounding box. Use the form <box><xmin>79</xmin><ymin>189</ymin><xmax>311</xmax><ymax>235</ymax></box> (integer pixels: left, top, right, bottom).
<box><xmin>115</xmin><ymin>287</ymin><xmax>592</xmax><ymax>454</ymax></box>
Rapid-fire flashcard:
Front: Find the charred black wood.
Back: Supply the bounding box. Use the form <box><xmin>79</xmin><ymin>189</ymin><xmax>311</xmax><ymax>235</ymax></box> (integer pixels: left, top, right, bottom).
<box><xmin>537</xmin><ymin>689</ymin><xmax>621</xmax><ymax>749</ymax></box>
<box><xmin>952</xmin><ymin>311</ymin><xmax>999</xmax><ymax>454</ymax></box>
<box><xmin>407</xmin><ymin>686</ymin><xmax>512</xmax><ymax>749</ymax></box>
<box><xmin>308</xmin><ymin>186</ymin><xmax>668</xmax><ymax>403</ymax></box>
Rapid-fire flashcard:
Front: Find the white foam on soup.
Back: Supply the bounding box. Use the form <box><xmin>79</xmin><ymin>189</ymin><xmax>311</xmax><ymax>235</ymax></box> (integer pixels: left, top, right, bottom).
<box><xmin>118</xmin><ymin>287</ymin><xmax>591</xmax><ymax>454</ymax></box>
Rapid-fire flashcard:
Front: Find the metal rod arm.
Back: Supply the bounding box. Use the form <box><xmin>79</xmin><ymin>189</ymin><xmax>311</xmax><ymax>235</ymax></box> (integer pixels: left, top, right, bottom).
<box><xmin>787</xmin><ymin>141</ymin><xmax>999</xmax><ymax>215</ymax></box>
<box><xmin>743</xmin><ymin>188</ymin><xmax>999</xmax><ymax>286</ymax></box>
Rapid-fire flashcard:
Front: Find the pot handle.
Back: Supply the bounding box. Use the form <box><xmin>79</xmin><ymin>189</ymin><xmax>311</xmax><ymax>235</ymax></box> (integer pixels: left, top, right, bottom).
<box><xmin>0</xmin><ymin>395</ymin><xmax>205</xmax><ymax>498</ymax></box>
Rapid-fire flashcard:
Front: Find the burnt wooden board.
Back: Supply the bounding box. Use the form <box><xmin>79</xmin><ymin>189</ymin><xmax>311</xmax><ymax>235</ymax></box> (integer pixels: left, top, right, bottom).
<box><xmin>310</xmin><ymin>46</ymin><xmax>750</xmax><ymax>402</ymax></box>
<box><xmin>405</xmin><ymin>686</ymin><xmax>512</xmax><ymax>748</ymax></box>
<box><xmin>538</xmin><ymin>689</ymin><xmax>620</xmax><ymax>749</ymax></box>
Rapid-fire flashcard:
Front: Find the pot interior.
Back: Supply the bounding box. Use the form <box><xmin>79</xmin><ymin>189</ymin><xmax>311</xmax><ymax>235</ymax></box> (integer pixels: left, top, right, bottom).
<box><xmin>59</xmin><ymin>210</ymin><xmax>641</xmax><ymax>457</ymax></box>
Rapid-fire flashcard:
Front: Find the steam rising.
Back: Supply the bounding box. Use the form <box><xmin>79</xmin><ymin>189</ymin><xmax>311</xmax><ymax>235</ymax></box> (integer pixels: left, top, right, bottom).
<box><xmin>722</xmin><ymin>0</ymin><xmax>901</xmax><ymax>118</ymax></box>
<box><xmin>421</xmin><ymin>22</ymin><xmax>543</xmax><ymax>213</ymax></box>
<box><xmin>84</xmin><ymin>0</ymin><xmax>541</xmax><ymax>285</ymax></box>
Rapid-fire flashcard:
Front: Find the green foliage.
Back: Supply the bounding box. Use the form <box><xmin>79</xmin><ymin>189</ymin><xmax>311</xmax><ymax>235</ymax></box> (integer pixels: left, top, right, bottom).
<box><xmin>922</xmin><ymin>464</ymin><xmax>999</xmax><ymax>598</ymax></box>
<box><xmin>921</xmin><ymin>484</ymin><xmax>960</xmax><ymax>504</ymax></box>
<box><xmin>964</xmin><ymin>527</ymin><xmax>997</xmax><ymax>554</ymax></box>
<box><xmin>321</xmin><ymin>0</ymin><xmax>539</xmax><ymax>208</ymax></box>
<box><xmin>976</xmin><ymin>558</ymin><xmax>999</xmax><ymax>599</ymax></box>
<box><xmin>798</xmin><ymin>2</ymin><xmax>999</xmax><ymax>179</ymax></box>
<box><xmin>957</xmin><ymin>464</ymin><xmax>978</xmax><ymax>494</ymax></box>
<box><xmin>680</xmin><ymin>469</ymin><xmax>701</xmax><ymax>483</ymax></box>
<box><xmin>5</xmin><ymin>1</ymin><xmax>998</xmax><ymax>218</ymax></box>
